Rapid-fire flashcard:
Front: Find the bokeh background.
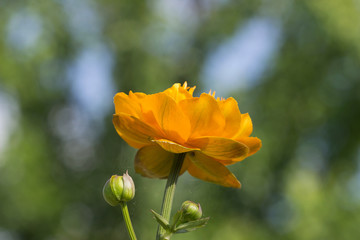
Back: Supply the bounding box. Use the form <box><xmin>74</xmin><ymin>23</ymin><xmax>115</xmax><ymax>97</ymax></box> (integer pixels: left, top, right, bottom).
<box><xmin>1</xmin><ymin>0</ymin><xmax>360</xmax><ymax>239</ymax></box>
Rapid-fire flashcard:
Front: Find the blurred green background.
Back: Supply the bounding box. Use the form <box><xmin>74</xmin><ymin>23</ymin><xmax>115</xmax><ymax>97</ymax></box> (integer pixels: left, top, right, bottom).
<box><xmin>1</xmin><ymin>0</ymin><xmax>360</xmax><ymax>239</ymax></box>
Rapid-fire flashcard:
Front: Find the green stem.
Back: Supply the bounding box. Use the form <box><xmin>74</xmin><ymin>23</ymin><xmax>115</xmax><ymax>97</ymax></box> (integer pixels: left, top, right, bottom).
<box><xmin>156</xmin><ymin>153</ymin><xmax>186</xmax><ymax>240</ymax></box>
<box><xmin>120</xmin><ymin>202</ymin><xmax>137</xmax><ymax>240</ymax></box>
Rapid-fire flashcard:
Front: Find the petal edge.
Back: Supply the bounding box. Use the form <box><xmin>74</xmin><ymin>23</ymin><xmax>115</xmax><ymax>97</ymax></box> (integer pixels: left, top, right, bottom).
<box><xmin>153</xmin><ymin>139</ymin><xmax>199</xmax><ymax>153</ymax></box>
<box><xmin>188</xmin><ymin>137</ymin><xmax>249</xmax><ymax>160</ymax></box>
<box><xmin>186</xmin><ymin>152</ymin><xmax>241</xmax><ymax>188</ymax></box>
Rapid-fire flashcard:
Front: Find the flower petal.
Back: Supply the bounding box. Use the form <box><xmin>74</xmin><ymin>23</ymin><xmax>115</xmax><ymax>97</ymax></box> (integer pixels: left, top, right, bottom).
<box><xmin>141</xmin><ymin>93</ymin><xmax>191</xmax><ymax>143</ymax></box>
<box><xmin>219</xmin><ymin>137</ymin><xmax>262</xmax><ymax>165</ymax></box>
<box><xmin>129</xmin><ymin>91</ymin><xmax>146</xmax><ymax>100</ymax></box>
<box><xmin>179</xmin><ymin>93</ymin><xmax>225</xmax><ymax>138</ymax></box>
<box><xmin>135</xmin><ymin>145</ymin><xmax>189</xmax><ymax>178</ymax></box>
<box><xmin>186</xmin><ymin>151</ymin><xmax>241</xmax><ymax>188</ymax></box>
<box><xmin>217</xmin><ymin>97</ymin><xmax>242</xmax><ymax>138</ymax></box>
<box><xmin>153</xmin><ymin>139</ymin><xmax>199</xmax><ymax>153</ymax></box>
<box><xmin>163</xmin><ymin>83</ymin><xmax>194</xmax><ymax>102</ymax></box>
<box><xmin>114</xmin><ymin>92</ymin><xmax>142</xmax><ymax>118</ymax></box>
<box><xmin>236</xmin><ymin>137</ymin><xmax>262</xmax><ymax>156</ymax></box>
<box><xmin>115</xmin><ymin>91</ymin><xmax>164</xmax><ymax>135</ymax></box>
<box><xmin>188</xmin><ymin>137</ymin><xmax>249</xmax><ymax>160</ymax></box>
<box><xmin>113</xmin><ymin>113</ymin><xmax>161</xmax><ymax>149</ymax></box>
<box><xmin>234</xmin><ymin>113</ymin><xmax>253</xmax><ymax>137</ymax></box>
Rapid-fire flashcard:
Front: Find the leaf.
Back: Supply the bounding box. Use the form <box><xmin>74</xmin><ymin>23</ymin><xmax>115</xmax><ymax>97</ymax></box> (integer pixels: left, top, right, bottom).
<box><xmin>150</xmin><ymin>210</ymin><xmax>170</xmax><ymax>231</ymax></box>
<box><xmin>174</xmin><ymin>217</ymin><xmax>210</xmax><ymax>233</ymax></box>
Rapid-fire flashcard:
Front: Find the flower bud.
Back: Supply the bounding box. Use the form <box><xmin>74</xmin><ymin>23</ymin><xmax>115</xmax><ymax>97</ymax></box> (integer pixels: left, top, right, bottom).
<box><xmin>103</xmin><ymin>171</ymin><xmax>135</xmax><ymax>206</ymax></box>
<box><xmin>180</xmin><ymin>201</ymin><xmax>202</xmax><ymax>222</ymax></box>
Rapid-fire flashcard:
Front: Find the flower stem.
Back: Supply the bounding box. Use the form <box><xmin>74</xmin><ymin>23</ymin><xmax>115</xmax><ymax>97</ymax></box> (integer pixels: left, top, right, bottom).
<box><xmin>156</xmin><ymin>153</ymin><xmax>186</xmax><ymax>240</ymax></box>
<box><xmin>120</xmin><ymin>202</ymin><xmax>137</xmax><ymax>240</ymax></box>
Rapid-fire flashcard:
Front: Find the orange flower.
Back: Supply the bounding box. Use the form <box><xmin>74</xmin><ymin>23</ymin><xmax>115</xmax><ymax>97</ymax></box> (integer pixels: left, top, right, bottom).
<box><xmin>113</xmin><ymin>82</ymin><xmax>261</xmax><ymax>188</ymax></box>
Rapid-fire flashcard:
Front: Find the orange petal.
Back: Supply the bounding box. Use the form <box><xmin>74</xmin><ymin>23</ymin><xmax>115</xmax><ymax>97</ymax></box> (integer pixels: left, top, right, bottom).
<box><xmin>129</xmin><ymin>91</ymin><xmax>146</xmax><ymax>100</ymax></box>
<box><xmin>186</xmin><ymin>151</ymin><xmax>241</xmax><ymax>188</ymax></box>
<box><xmin>113</xmin><ymin>113</ymin><xmax>161</xmax><ymax>149</ymax></box>
<box><xmin>236</xmin><ymin>137</ymin><xmax>262</xmax><ymax>156</ymax></box>
<box><xmin>219</xmin><ymin>137</ymin><xmax>261</xmax><ymax>165</ymax></box>
<box><xmin>234</xmin><ymin>113</ymin><xmax>253</xmax><ymax>137</ymax></box>
<box><xmin>141</xmin><ymin>93</ymin><xmax>191</xmax><ymax>143</ymax></box>
<box><xmin>153</xmin><ymin>139</ymin><xmax>199</xmax><ymax>153</ymax></box>
<box><xmin>181</xmin><ymin>82</ymin><xmax>196</xmax><ymax>96</ymax></box>
<box><xmin>188</xmin><ymin>137</ymin><xmax>249</xmax><ymax>160</ymax></box>
<box><xmin>114</xmin><ymin>92</ymin><xmax>142</xmax><ymax>118</ymax></box>
<box><xmin>163</xmin><ymin>83</ymin><xmax>194</xmax><ymax>102</ymax></box>
<box><xmin>135</xmin><ymin>145</ymin><xmax>189</xmax><ymax>178</ymax></box>
<box><xmin>179</xmin><ymin>93</ymin><xmax>225</xmax><ymax>138</ymax></box>
<box><xmin>217</xmin><ymin>97</ymin><xmax>242</xmax><ymax>138</ymax></box>
<box><xmin>187</xmin><ymin>87</ymin><xmax>196</xmax><ymax>96</ymax></box>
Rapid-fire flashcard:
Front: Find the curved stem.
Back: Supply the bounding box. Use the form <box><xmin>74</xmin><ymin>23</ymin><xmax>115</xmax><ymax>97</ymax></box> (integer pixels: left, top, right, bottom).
<box><xmin>156</xmin><ymin>153</ymin><xmax>186</xmax><ymax>240</ymax></box>
<box><xmin>120</xmin><ymin>202</ymin><xmax>137</xmax><ymax>240</ymax></box>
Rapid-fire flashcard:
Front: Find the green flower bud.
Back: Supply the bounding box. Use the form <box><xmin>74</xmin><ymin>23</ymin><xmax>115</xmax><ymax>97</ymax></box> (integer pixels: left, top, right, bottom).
<box><xmin>180</xmin><ymin>201</ymin><xmax>202</xmax><ymax>222</ymax></box>
<box><xmin>103</xmin><ymin>171</ymin><xmax>135</xmax><ymax>206</ymax></box>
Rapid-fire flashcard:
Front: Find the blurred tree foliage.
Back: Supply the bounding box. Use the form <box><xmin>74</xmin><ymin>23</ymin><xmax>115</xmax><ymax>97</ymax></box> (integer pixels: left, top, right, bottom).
<box><xmin>0</xmin><ymin>0</ymin><xmax>359</xmax><ymax>240</ymax></box>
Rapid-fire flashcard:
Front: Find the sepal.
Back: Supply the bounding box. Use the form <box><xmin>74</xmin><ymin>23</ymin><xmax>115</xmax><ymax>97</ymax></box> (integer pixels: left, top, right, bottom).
<box><xmin>174</xmin><ymin>217</ymin><xmax>210</xmax><ymax>233</ymax></box>
<box><xmin>150</xmin><ymin>209</ymin><xmax>170</xmax><ymax>232</ymax></box>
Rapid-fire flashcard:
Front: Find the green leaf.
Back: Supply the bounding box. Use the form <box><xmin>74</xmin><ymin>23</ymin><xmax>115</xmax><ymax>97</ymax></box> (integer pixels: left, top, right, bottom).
<box><xmin>174</xmin><ymin>217</ymin><xmax>210</xmax><ymax>233</ymax></box>
<box><xmin>150</xmin><ymin>210</ymin><xmax>170</xmax><ymax>231</ymax></box>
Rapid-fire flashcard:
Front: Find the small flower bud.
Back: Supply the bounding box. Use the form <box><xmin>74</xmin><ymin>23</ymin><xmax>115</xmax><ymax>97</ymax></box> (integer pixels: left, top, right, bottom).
<box><xmin>103</xmin><ymin>171</ymin><xmax>135</xmax><ymax>206</ymax></box>
<box><xmin>180</xmin><ymin>201</ymin><xmax>202</xmax><ymax>222</ymax></box>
